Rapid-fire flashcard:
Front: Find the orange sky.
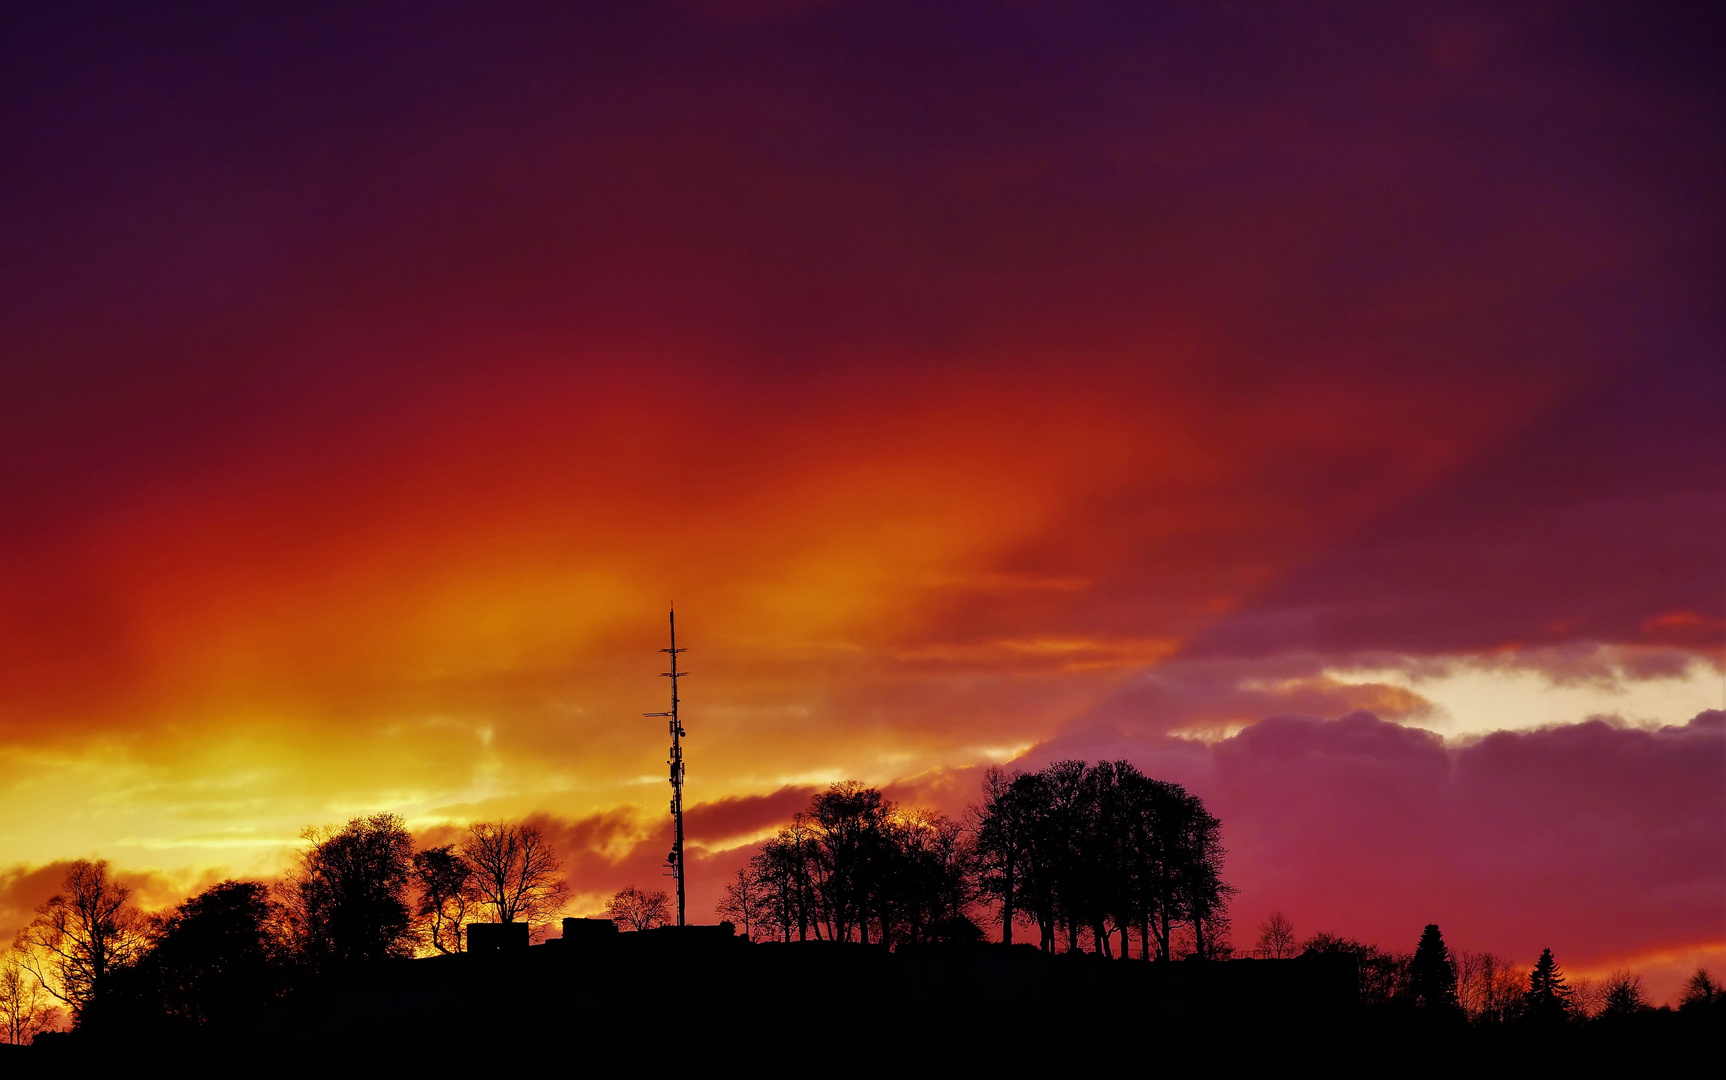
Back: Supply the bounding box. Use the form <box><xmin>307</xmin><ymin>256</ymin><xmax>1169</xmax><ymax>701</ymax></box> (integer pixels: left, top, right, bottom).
<box><xmin>1</xmin><ymin>1</ymin><xmax>1720</xmax><ymax>1001</ymax></box>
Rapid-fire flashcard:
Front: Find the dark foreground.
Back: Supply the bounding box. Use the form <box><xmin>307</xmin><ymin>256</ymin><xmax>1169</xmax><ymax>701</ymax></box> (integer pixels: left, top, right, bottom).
<box><xmin>13</xmin><ymin>929</ymin><xmax>1718</xmax><ymax>1076</ymax></box>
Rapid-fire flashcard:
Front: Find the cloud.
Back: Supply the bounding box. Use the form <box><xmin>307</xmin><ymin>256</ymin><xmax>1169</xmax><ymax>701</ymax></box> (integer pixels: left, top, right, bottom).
<box><xmin>1061</xmin><ymin>643</ymin><xmax>1722</xmax><ymax>743</ymax></box>
<box><xmin>0</xmin><ymin>861</ymin><xmax>70</xmax><ymax>947</ymax></box>
<box><xmin>1057</xmin><ymin>654</ymin><xmax>1442</xmax><ymax>740</ymax></box>
<box><xmin>682</xmin><ymin>786</ymin><xmax>819</xmax><ymax>848</ymax></box>
<box><xmin>1184</xmin><ymin>358</ymin><xmax>1725</xmax><ymax>664</ymax></box>
<box><xmin>1</xmin><ymin>860</ymin><xmax>224</xmax><ymax>948</ymax></box>
<box><xmin>1027</xmin><ymin>709</ymin><xmax>1725</xmax><ymax>997</ymax></box>
<box><xmin>511</xmin><ymin>788</ymin><xmax>822</xmax><ymax>923</ymax></box>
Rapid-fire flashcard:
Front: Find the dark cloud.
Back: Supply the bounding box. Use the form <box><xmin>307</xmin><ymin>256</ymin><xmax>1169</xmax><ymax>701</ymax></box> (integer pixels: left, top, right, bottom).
<box><xmin>682</xmin><ymin>786</ymin><xmax>818</xmax><ymax>845</ymax></box>
<box><xmin>1</xmin><ymin>859</ymin><xmax>221</xmax><ymax>947</ymax></box>
<box><xmin>1186</xmin><ymin>357</ymin><xmax>1726</xmax><ymax>664</ymax></box>
<box><xmin>1057</xmin><ymin>654</ymin><xmax>1440</xmax><ymax>741</ymax></box>
<box><xmin>1025</xmin><ymin>710</ymin><xmax>1725</xmax><ymax>970</ymax></box>
<box><xmin>519</xmin><ymin>790</ymin><xmax>820</xmax><ymax>923</ymax></box>
<box><xmin>0</xmin><ymin>861</ymin><xmax>71</xmax><ymax>947</ymax></box>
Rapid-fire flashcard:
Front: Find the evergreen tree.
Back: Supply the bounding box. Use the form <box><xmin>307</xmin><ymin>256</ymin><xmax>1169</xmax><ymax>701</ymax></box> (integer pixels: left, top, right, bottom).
<box><xmin>1406</xmin><ymin>924</ymin><xmax>1460</xmax><ymax>1012</ymax></box>
<box><xmin>1523</xmin><ymin>947</ymin><xmax>1573</xmax><ymax>1023</ymax></box>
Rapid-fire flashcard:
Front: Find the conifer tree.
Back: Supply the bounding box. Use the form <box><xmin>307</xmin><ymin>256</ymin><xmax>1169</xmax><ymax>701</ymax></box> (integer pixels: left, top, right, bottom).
<box><xmin>1406</xmin><ymin>923</ymin><xmax>1460</xmax><ymax>1012</ymax></box>
<box><xmin>1523</xmin><ymin>947</ymin><xmax>1573</xmax><ymax>1022</ymax></box>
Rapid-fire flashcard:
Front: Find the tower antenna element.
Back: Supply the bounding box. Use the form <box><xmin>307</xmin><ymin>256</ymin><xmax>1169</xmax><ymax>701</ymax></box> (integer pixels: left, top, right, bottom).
<box><xmin>643</xmin><ymin>608</ymin><xmax>688</xmax><ymax>927</ymax></box>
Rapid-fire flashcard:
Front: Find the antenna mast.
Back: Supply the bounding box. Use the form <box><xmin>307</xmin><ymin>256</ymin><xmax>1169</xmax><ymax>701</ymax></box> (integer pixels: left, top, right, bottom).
<box><xmin>644</xmin><ymin>608</ymin><xmax>687</xmax><ymax>927</ymax></box>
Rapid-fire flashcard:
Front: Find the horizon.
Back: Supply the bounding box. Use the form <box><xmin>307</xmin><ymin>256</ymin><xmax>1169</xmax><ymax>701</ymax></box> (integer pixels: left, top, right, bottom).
<box><xmin>0</xmin><ymin>1</ymin><xmax>1720</xmax><ymax>1009</ymax></box>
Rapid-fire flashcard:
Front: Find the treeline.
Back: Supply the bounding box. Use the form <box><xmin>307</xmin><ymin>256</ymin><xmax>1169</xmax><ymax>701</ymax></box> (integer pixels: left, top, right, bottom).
<box><xmin>1253</xmin><ymin>916</ymin><xmax>1725</xmax><ymax>1027</ymax></box>
<box><xmin>10</xmin><ymin>762</ymin><xmax>1714</xmax><ymax>1049</ymax></box>
<box><xmin>715</xmin><ymin>761</ymin><xmax>1233</xmax><ymax>959</ymax></box>
<box><xmin>0</xmin><ymin>814</ymin><xmax>566</xmax><ymax>1039</ymax></box>
<box><xmin>719</xmin><ymin>781</ymin><xmax>974</xmax><ymax>946</ymax></box>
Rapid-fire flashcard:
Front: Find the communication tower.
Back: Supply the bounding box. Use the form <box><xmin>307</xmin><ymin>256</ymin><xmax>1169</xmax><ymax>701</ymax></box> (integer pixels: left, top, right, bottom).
<box><xmin>643</xmin><ymin>608</ymin><xmax>688</xmax><ymax>927</ymax></box>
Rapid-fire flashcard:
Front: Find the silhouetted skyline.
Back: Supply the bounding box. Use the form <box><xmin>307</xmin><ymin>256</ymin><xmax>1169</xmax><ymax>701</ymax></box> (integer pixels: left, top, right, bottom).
<box><xmin>0</xmin><ymin>0</ymin><xmax>1720</xmax><ymax>1010</ymax></box>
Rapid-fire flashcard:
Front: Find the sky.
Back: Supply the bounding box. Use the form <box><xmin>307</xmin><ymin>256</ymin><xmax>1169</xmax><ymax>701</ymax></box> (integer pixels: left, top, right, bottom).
<box><xmin>1</xmin><ymin>1</ymin><xmax>1721</xmax><ymax>1002</ymax></box>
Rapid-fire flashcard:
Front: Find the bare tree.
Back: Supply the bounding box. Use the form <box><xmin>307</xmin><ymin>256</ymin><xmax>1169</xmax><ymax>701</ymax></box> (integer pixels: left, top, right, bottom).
<box><xmin>0</xmin><ymin>954</ymin><xmax>58</xmax><ymax>1044</ymax></box>
<box><xmin>1569</xmin><ymin>976</ymin><xmax>1605</xmax><ymax>1020</ymax></box>
<box><xmin>752</xmin><ymin>814</ymin><xmax>821</xmax><ymax>942</ymax></box>
<box><xmin>605</xmin><ymin>886</ymin><xmax>671</xmax><ymax>931</ymax></box>
<box><xmin>11</xmin><ymin>860</ymin><xmax>149</xmax><ymax>1021</ymax></box>
<box><xmin>1457</xmin><ymin>951</ymin><xmax>1526</xmax><ymax>1023</ymax></box>
<box><xmin>464</xmin><ymin>822</ymin><xmax>569</xmax><ymax>932</ymax></box>
<box><xmin>1257</xmin><ymin>911</ymin><xmax>1297</xmax><ymax>958</ymax></box>
<box><xmin>716</xmin><ymin>868</ymin><xmax>768</xmax><ymax>941</ymax></box>
<box><xmin>412</xmin><ymin>845</ymin><xmax>478</xmax><ymax>954</ymax></box>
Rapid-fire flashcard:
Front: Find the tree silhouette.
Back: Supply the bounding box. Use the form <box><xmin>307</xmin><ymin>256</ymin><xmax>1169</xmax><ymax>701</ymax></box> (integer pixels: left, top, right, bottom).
<box><xmin>1523</xmin><ymin>947</ymin><xmax>1573</xmax><ymax>1023</ymax></box>
<box><xmin>1302</xmin><ymin>933</ymin><xmax>1411</xmax><ymax>1007</ymax></box>
<box><xmin>1127</xmin><ymin>772</ymin><xmax>1188</xmax><ymax>960</ymax></box>
<box><xmin>1257</xmin><ymin>912</ymin><xmax>1297</xmax><ymax>959</ymax></box>
<box><xmin>752</xmin><ymin>765</ymin><xmax>1236</xmax><ymax>958</ymax></box>
<box><xmin>1457</xmin><ymin>950</ymin><xmax>1525</xmax><ymax>1024</ymax></box>
<box><xmin>972</xmin><ymin>762</ymin><xmax>1232</xmax><ymax>959</ymax></box>
<box><xmin>752</xmin><ymin>814</ymin><xmax>820</xmax><ymax>942</ymax></box>
<box><xmin>1406</xmin><ymin>924</ymin><xmax>1460</xmax><ymax>1013</ymax></box>
<box><xmin>1679</xmin><ymin>968</ymin><xmax>1720</xmax><ymax>1012</ymax></box>
<box><xmin>883</xmin><ymin>807</ymin><xmax>972</xmax><ymax>945</ymax></box>
<box><xmin>1003</xmin><ymin>769</ymin><xmax>1060</xmax><ymax>951</ymax></box>
<box><xmin>0</xmin><ymin>954</ymin><xmax>57</xmax><ymax>1044</ymax></box>
<box><xmin>1083</xmin><ymin>760</ymin><xmax>1141</xmax><ymax>957</ymax></box>
<box><xmin>1037</xmin><ymin>760</ymin><xmax>1091</xmax><ymax>953</ymax></box>
<box><xmin>808</xmin><ymin>781</ymin><xmax>894</xmax><ymax>944</ymax></box>
<box><xmin>716</xmin><ymin>868</ymin><xmax>769</xmax><ymax>941</ymax></box>
<box><xmin>972</xmin><ymin>767</ymin><xmax>1032</xmax><ymax>946</ymax></box>
<box><xmin>114</xmin><ymin>880</ymin><xmax>285</xmax><ymax>1028</ymax></box>
<box><xmin>12</xmin><ymin>860</ymin><xmax>148</xmax><ymax>1022</ymax></box>
<box><xmin>464</xmin><ymin>821</ymin><xmax>568</xmax><ymax>930</ymax></box>
<box><xmin>281</xmin><ymin>813</ymin><xmax>418</xmax><ymax>969</ymax></box>
<box><xmin>412</xmin><ymin>845</ymin><xmax>478</xmax><ymax>954</ymax></box>
<box><xmin>1598</xmin><ymin>971</ymin><xmax>1648</xmax><ymax>1018</ymax></box>
<box><xmin>605</xmin><ymin>886</ymin><xmax>671</xmax><ymax>931</ymax></box>
<box><xmin>1177</xmin><ymin>796</ymin><xmax>1234</xmax><ymax>960</ymax></box>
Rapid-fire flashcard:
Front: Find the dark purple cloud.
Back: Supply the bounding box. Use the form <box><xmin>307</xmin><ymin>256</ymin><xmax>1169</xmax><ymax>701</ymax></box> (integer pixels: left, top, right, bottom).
<box><xmin>1186</xmin><ymin>356</ymin><xmax>1726</xmax><ymax>664</ymax></box>
<box><xmin>1027</xmin><ymin>709</ymin><xmax>1724</xmax><ymax>972</ymax></box>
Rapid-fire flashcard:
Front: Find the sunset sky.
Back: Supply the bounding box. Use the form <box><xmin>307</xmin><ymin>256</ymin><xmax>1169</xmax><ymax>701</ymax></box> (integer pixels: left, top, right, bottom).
<box><xmin>1</xmin><ymin>2</ymin><xmax>1720</xmax><ymax>1002</ymax></box>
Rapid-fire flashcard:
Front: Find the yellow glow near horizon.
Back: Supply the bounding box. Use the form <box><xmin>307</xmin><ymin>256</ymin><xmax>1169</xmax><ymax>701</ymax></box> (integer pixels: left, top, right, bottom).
<box><xmin>1323</xmin><ymin>654</ymin><xmax>1724</xmax><ymax>738</ymax></box>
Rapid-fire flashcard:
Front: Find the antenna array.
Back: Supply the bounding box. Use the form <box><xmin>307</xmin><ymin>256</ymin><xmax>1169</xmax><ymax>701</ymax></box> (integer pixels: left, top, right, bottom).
<box><xmin>643</xmin><ymin>608</ymin><xmax>688</xmax><ymax>927</ymax></box>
